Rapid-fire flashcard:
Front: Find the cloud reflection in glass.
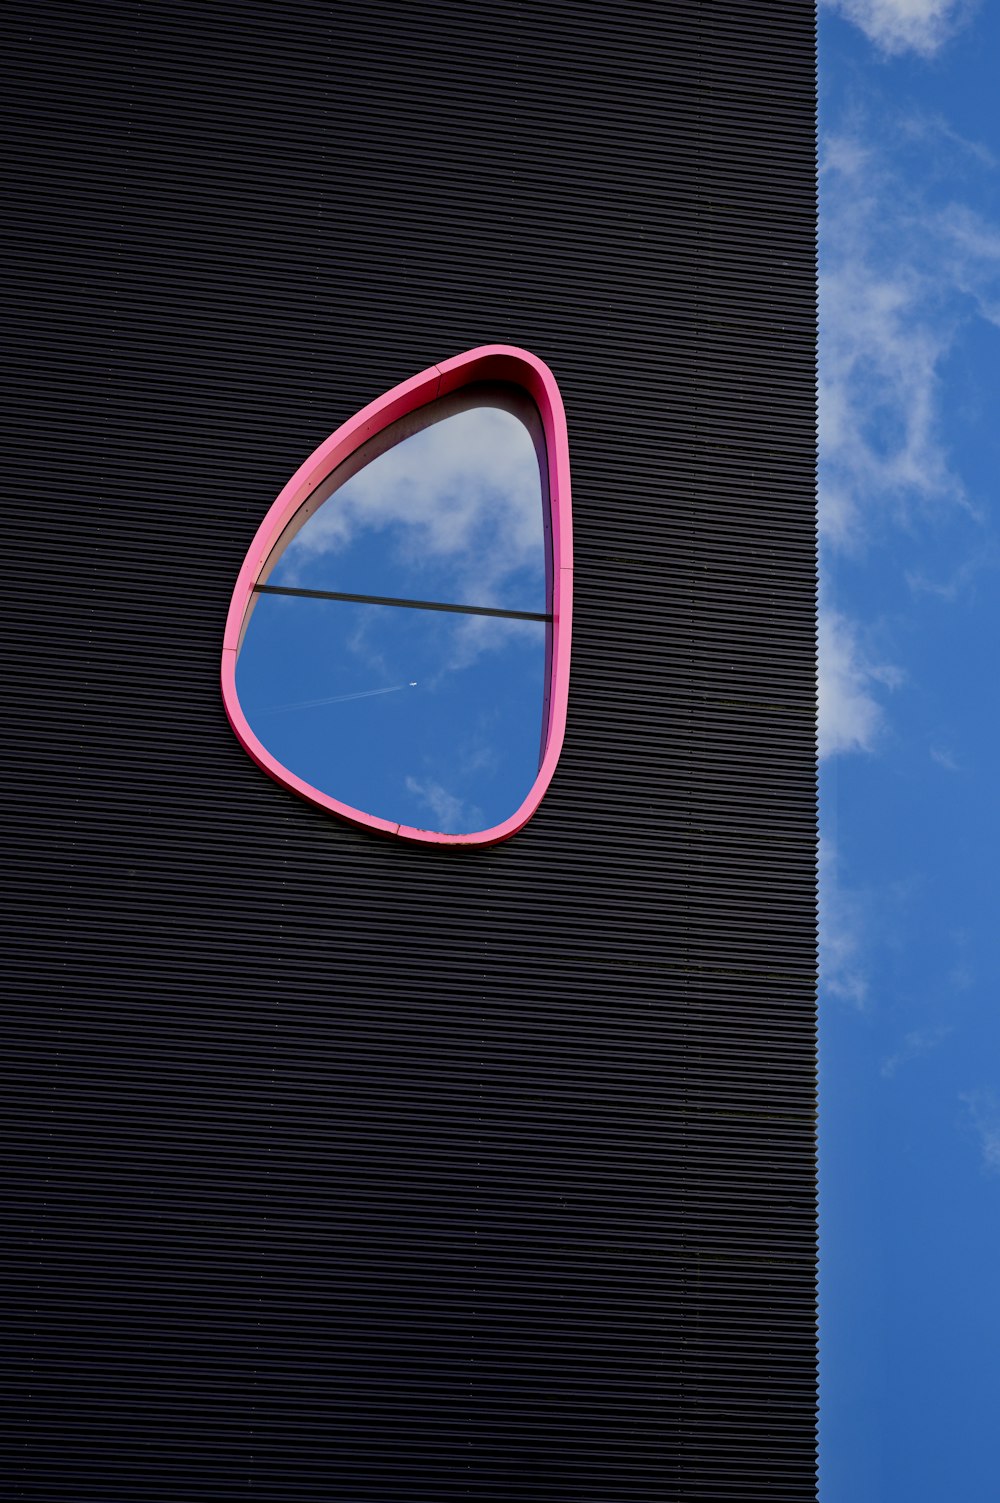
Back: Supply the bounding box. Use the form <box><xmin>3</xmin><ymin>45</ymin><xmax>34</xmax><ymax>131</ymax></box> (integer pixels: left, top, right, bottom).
<box><xmin>222</xmin><ymin>348</ymin><xmax>573</xmax><ymax>846</ymax></box>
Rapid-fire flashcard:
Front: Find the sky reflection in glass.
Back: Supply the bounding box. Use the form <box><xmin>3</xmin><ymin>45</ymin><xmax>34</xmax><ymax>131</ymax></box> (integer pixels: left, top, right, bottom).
<box><xmin>235</xmin><ymin>386</ymin><xmax>550</xmax><ymax>835</ymax></box>
<box><xmin>264</xmin><ymin>388</ymin><xmax>547</xmax><ymax>613</ymax></box>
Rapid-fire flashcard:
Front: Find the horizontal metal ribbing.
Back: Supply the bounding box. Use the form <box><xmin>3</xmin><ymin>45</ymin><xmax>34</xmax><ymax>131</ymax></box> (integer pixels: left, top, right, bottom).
<box><xmin>2</xmin><ymin>1</ymin><xmax>817</xmax><ymax>1498</ymax></box>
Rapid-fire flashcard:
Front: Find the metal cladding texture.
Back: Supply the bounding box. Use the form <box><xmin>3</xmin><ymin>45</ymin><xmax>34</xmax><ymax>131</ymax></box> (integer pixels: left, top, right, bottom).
<box><xmin>3</xmin><ymin>2</ymin><xmax>818</xmax><ymax>1498</ymax></box>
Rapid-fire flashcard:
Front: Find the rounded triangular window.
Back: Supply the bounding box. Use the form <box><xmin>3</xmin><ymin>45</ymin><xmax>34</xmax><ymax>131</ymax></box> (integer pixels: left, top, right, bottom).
<box><xmin>221</xmin><ymin>346</ymin><xmax>572</xmax><ymax>846</ymax></box>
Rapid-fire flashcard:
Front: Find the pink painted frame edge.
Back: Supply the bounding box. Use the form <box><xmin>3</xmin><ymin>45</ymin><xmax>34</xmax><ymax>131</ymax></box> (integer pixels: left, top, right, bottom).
<box><xmin>220</xmin><ymin>344</ymin><xmax>573</xmax><ymax>848</ymax></box>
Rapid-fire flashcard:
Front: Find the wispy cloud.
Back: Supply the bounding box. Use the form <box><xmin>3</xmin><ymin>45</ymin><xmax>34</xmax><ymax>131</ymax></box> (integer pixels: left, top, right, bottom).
<box><xmin>442</xmin><ymin>612</ymin><xmax>542</xmax><ymax>675</ymax></box>
<box><xmin>934</xmin><ymin>202</ymin><xmax>1000</xmax><ymax>326</ymax></box>
<box><xmin>881</xmin><ymin>1024</ymin><xmax>953</xmax><ymax>1077</ymax></box>
<box><xmin>948</xmin><ymin>929</ymin><xmax>976</xmax><ymax>992</ymax></box>
<box><xmin>929</xmin><ymin>744</ymin><xmax>960</xmax><ymax>771</ymax></box>
<box><xmin>899</xmin><ymin>113</ymin><xmax>996</xmax><ymax>169</ymax></box>
<box><xmin>819</xmin><ymin>839</ymin><xmax>871</xmax><ymax>1007</ymax></box>
<box><xmin>820</xmin><ymin>130</ymin><xmax>966</xmax><ymax>553</ymax></box>
<box><xmin>818</xmin><ymin>109</ymin><xmax>1000</xmax><ymax>762</ymax></box>
<box><xmin>274</xmin><ymin>399</ymin><xmax>546</xmax><ymax>608</ymax></box>
<box><xmin>821</xmin><ymin>116</ymin><xmax>1000</xmax><ymax>554</ymax></box>
<box><xmin>404</xmin><ymin>775</ymin><xmax>479</xmax><ymax>832</ymax></box>
<box><xmin>823</xmin><ymin>0</ymin><xmax>978</xmax><ymax>57</ymax></box>
<box><xmin>905</xmin><ymin>548</ymin><xmax>993</xmax><ymax>601</ymax></box>
<box><xmin>818</xmin><ymin>609</ymin><xmax>900</xmax><ymax>758</ymax></box>
<box><xmin>960</xmin><ymin>1090</ymin><xmax>1000</xmax><ymax>1172</ymax></box>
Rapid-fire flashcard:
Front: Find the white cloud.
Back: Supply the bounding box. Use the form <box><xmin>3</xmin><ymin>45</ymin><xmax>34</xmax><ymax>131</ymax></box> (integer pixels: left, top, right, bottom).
<box><xmin>818</xmin><ymin>608</ymin><xmax>899</xmax><ymax>759</ymax></box>
<box><xmin>824</xmin><ymin>0</ymin><xmax>977</xmax><ymax>57</ymax></box>
<box><xmin>960</xmin><ymin>1090</ymin><xmax>1000</xmax><ymax>1172</ymax></box>
<box><xmin>275</xmin><ymin>399</ymin><xmax>545</xmax><ymax>607</ymax></box>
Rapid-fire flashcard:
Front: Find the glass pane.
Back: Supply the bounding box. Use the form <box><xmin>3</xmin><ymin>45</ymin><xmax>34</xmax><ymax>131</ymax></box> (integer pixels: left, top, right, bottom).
<box><xmin>236</xmin><ymin>594</ymin><xmax>546</xmax><ymax>834</ymax></box>
<box><xmin>261</xmin><ymin>383</ymin><xmax>547</xmax><ymax>614</ymax></box>
<box><xmin>233</xmin><ymin>382</ymin><xmax>553</xmax><ymax>836</ymax></box>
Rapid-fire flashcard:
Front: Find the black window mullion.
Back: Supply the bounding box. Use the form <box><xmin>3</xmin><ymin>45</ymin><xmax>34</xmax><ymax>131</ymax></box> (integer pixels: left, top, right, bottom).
<box><xmin>253</xmin><ymin>583</ymin><xmax>551</xmax><ymax>623</ymax></box>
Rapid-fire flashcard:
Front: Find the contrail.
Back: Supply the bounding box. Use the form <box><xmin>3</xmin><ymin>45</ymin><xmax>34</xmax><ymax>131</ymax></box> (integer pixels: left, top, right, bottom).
<box><xmin>262</xmin><ymin>682</ymin><xmax>417</xmax><ymax>714</ymax></box>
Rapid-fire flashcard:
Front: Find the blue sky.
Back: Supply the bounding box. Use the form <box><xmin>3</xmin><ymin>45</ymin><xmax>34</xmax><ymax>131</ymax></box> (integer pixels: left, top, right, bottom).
<box><xmin>820</xmin><ymin>1</ymin><xmax>1000</xmax><ymax>1496</ymax></box>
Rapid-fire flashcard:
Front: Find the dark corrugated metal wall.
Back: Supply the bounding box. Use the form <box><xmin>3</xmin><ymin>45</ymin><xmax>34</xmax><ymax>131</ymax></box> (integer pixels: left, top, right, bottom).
<box><xmin>3</xmin><ymin>2</ymin><xmax>818</xmax><ymax>1496</ymax></box>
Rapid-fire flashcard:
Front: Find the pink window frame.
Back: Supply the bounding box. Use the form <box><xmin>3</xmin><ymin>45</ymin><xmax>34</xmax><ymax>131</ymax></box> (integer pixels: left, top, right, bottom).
<box><xmin>220</xmin><ymin>344</ymin><xmax>573</xmax><ymax>847</ymax></box>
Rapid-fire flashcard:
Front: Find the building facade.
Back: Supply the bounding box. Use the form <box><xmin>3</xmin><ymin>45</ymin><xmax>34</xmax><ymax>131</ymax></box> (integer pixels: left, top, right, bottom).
<box><xmin>5</xmin><ymin>3</ymin><xmax>818</xmax><ymax>1497</ymax></box>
